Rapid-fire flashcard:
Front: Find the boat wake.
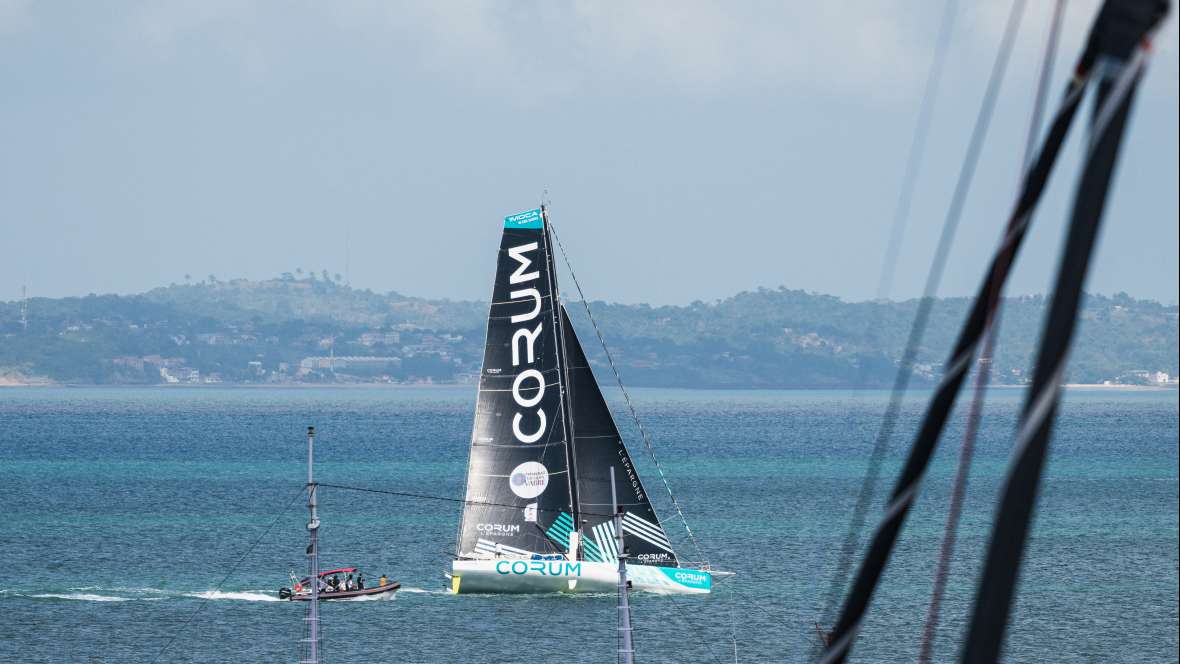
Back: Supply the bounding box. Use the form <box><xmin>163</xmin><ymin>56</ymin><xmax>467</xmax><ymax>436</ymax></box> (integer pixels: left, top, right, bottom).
<box><xmin>336</xmin><ymin>591</ymin><xmax>398</xmax><ymax>602</ymax></box>
<box><xmin>4</xmin><ymin>587</ymin><xmax>280</xmax><ymax>603</ymax></box>
<box><xmin>396</xmin><ymin>586</ymin><xmax>447</xmax><ymax>595</ymax></box>
<box><xmin>184</xmin><ymin>590</ymin><xmax>280</xmax><ymax>602</ymax></box>
<box><xmin>28</xmin><ymin>593</ymin><xmax>138</xmax><ymax>602</ymax></box>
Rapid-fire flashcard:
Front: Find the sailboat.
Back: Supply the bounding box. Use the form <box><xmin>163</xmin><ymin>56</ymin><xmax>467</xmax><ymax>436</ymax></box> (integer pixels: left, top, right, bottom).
<box><xmin>448</xmin><ymin>207</ymin><xmax>716</xmax><ymax>595</ymax></box>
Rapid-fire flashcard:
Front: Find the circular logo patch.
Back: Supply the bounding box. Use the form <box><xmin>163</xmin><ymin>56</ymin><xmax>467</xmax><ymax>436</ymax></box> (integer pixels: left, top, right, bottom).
<box><xmin>508</xmin><ymin>461</ymin><xmax>549</xmax><ymax>499</ymax></box>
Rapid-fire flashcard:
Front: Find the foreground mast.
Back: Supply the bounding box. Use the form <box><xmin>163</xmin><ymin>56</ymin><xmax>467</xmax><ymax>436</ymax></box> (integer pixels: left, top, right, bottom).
<box><xmin>612</xmin><ymin>467</ymin><xmax>635</xmax><ymax>664</ymax></box>
<box><xmin>301</xmin><ymin>426</ymin><xmax>321</xmax><ymax>664</ymax></box>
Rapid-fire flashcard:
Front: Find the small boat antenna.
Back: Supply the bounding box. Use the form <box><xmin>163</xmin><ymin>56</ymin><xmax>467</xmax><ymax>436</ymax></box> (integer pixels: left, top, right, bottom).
<box><xmin>301</xmin><ymin>426</ymin><xmax>322</xmax><ymax>664</ymax></box>
<box><xmin>612</xmin><ymin>467</ymin><xmax>635</xmax><ymax>664</ymax></box>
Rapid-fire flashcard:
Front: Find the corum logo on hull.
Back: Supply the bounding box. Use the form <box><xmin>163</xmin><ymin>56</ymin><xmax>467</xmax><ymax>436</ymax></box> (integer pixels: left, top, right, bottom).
<box><xmin>495</xmin><ymin>560</ymin><xmax>582</xmax><ymax>577</ymax></box>
<box><xmin>673</xmin><ymin>571</ymin><xmax>708</xmax><ymax>584</ymax></box>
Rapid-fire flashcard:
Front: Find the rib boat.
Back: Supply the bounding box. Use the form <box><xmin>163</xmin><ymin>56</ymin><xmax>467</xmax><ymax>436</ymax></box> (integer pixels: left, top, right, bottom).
<box><xmin>280</xmin><ymin>567</ymin><xmax>400</xmax><ymax>601</ymax></box>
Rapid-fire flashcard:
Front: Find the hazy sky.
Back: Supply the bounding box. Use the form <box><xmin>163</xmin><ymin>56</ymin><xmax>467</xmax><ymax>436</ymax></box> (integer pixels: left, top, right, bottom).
<box><xmin>2</xmin><ymin>1</ymin><xmax>1177</xmax><ymax>305</ymax></box>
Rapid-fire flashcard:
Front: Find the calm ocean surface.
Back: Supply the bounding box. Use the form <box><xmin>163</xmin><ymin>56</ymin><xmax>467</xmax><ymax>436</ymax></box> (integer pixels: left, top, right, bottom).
<box><xmin>0</xmin><ymin>386</ymin><xmax>1175</xmax><ymax>663</ymax></box>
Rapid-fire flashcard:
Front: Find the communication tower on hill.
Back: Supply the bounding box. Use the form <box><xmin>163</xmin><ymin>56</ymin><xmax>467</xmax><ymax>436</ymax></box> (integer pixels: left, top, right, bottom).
<box><xmin>20</xmin><ymin>286</ymin><xmax>28</xmax><ymax>332</ymax></box>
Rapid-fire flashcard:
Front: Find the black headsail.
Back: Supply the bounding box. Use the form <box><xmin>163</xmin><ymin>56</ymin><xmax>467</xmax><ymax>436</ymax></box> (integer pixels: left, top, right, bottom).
<box><xmin>559</xmin><ymin>306</ymin><xmax>679</xmax><ymax>567</ymax></box>
<box><xmin>456</xmin><ymin>208</ymin><xmax>574</xmax><ymax>560</ymax></box>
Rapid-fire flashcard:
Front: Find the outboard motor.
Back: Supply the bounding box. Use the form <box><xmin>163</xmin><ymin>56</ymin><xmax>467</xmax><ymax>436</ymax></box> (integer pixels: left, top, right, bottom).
<box><xmin>278</xmin><ymin>587</ymin><xmax>292</xmax><ymax>600</ymax></box>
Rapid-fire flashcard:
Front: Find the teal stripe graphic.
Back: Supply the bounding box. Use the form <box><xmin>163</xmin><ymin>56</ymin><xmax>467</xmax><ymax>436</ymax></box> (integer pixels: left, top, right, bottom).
<box><xmin>583</xmin><ymin>539</ymin><xmax>604</xmax><ymax>562</ymax></box>
<box><xmin>545</xmin><ymin>512</ymin><xmax>575</xmax><ymax>550</ymax></box>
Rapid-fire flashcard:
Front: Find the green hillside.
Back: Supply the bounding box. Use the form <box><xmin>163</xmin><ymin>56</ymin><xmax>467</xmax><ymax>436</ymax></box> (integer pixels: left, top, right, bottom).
<box><xmin>1</xmin><ymin>278</ymin><xmax>1175</xmax><ymax>388</ymax></box>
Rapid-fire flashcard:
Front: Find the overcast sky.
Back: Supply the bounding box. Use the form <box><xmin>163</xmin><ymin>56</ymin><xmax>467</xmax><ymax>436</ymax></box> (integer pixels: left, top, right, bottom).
<box><xmin>2</xmin><ymin>1</ymin><xmax>1177</xmax><ymax>305</ymax></box>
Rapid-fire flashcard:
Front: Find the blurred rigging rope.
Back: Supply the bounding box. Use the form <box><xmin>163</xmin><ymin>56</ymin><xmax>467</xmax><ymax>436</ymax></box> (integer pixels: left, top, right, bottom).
<box><xmin>814</xmin><ymin>1</ymin><xmax>961</xmax><ymax>643</ymax></box>
<box><xmin>963</xmin><ymin>4</ymin><xmax>1169</xmax><ymax>660</ymax></box>
<box><xmin>815</xmin><ymin>0</ymin><xmax>1029</xmax><ymax>654</ymax></box>
<box><xmin>916</xmin><ymin>3</ymin><xmax>1066</xmax><ymax>662</ymax></box>
<box><xmin>151</xmin><ymin>484</ymin><xmax>305</xmax><ymax>664</ymax></box>
<box><xmin>819</xmin><ymin>0</ymin><xmax>1166</xmax><ymax>659</ymax></box>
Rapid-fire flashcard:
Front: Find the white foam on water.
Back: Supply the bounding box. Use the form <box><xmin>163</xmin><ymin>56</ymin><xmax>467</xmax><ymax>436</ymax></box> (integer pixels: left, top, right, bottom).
<box><xmin>70</xmin><ymin>586</ymin><xmax>169</xmax><ymax>595</ymax></box>
<box><xmin>29</xmin><ymin>593</ymin><xmax>132</xmax><ymax>602</ymax></box>
<box><xmin>397</xmin><ymin>587</ymin><xmax>447</xmax><ymax>595</ymax></box>
<box><xmin>185</xmin><ymin>590</ymin><xmax>280</xmax><ymax>602</ymax></box>
<box><xmin>337</xmin><ymin>592</ymin><xmax>397</xmax><ymax>602</ymax></box>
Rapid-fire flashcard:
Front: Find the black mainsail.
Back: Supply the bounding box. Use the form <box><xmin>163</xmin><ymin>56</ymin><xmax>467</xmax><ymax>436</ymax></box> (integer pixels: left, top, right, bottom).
<box><xmin>456</xmin><ymin>208</ymin><xmax>677</xmax><ymax>568</ymax></box>
<box><xmin>456</xmin><ymin>209</ymin><xmax>574</xmax><ymax>559</ymax></box>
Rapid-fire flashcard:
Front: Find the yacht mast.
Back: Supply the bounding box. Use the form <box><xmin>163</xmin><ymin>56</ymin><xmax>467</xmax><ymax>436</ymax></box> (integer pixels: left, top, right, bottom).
<box><xmin>612</xmin><ymin>467</ymin><xmax>635</xmax><ymax>664</ymax></box>
<box><xmin>301</xmin><ymin>426</ymin><xmax>322</xmax><ymax>664</ymax></box>
<box><xmin>542</xmin><ymin>206</ymin><xmax>582</xmax><ymax>542</ymax></box>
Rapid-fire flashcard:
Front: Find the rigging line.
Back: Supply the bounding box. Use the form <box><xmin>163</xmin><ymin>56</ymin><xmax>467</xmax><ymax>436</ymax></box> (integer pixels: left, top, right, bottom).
<box><xmin>876</xmin><ymin>0</ymin><xmax>960</xmax><ymax>301</ymax></box>
<box><xmin>814</xmin><ymin>0</ymin><xmax>1029</xmax><ymax>655</ymax></box>
<box><xmin>963</xmin><ymin>11</ymin><xmax>1166</xmax><ymax>660</ymax></box>
<box><xmin>546</xmin><ymin>219</ymin><xmax>710</xmax><ymax>568</ymax></box>
<box><xmin>660</xmin><ymin>590</ymin><xmax>728</xmax><ymax>664</ymax></box>
<box><xmin>816</xmin><ymin>0</ymin><xmax>961</xmax><ymax>635</ymax></box>
<box><xmin>821</xmin><ymin>11</ymin><xmax>1116</xmax><ymax>664</ymax></box>
<box><xmin>150</xmin><ymin>484</ymin><xmax>305</xmax><ymax>664</ymax></box>
<box><xmin>317</xmin><ymin>481</ymin><xmax>621</xmax><ymax>520</ymax></box>
<box><xmin>917</xmin><ymin>3</ymin><xmax>1067</xmax><ymax>662</ymax></box>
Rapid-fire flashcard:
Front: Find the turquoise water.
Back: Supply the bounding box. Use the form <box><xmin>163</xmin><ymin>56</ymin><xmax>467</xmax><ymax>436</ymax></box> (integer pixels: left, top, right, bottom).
<box><xmin>0</xmin><ymin>387</ymin><xmax>1175</xmax><ymax>663</ymax></box>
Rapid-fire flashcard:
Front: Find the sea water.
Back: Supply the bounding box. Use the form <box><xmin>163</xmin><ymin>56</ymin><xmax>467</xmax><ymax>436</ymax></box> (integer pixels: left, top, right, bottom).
<box><xmin>0</xmin><ymin>387</ymin><xmax>1175</xmax><ymax>663</ymax></box>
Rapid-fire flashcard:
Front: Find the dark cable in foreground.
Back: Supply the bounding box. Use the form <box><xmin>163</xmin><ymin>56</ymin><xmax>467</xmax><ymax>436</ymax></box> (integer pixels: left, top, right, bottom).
<box><xmin>816</xmin><ymin>0</ymin><xmax>1028</xmax><ymax>657</ymax></box>
<box><xmin>821</xmin><ymin>2</ymin><xmax>1168</xmax><ymax>662</ymax></box>
<box><xmin>963</xmin><ymin>4</ymin><xmax>1168</xmax><ymax>660</ymax></box>
<box><xmin>916</xmin><ymin>3</ymin><xmax>1067</xmax><ymax>661</ymax></box>
<box><xmin>815</xmin><ymin>2</ymin><xmax>961</xmax><ymax>642</ymax></box>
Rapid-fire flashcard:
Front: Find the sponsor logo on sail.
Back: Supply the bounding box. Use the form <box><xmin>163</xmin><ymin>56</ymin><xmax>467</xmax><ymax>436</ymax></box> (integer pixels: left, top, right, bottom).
<box><xmin>504</xmin><ymin>209</ymin><xmax>543</xmax><ymax>228</ymax></box>
<box><xmin>617</xmin><ymin>449</ymin><xmax>645</xmax><ymax>502</ymax></box>
<box><xmin>506</xmin><ymin>238</ymin><xmax>548</xmax><ymax>450</ymax></box>
<box><xmin>476</xmin><ymin>523</ymin><xmax>521</xmax><ymax>536</ymax></box>
<box><xmin>508</xmin><ymin>461</ymin><xmax>549</xmax><ymax>499</ymax></box>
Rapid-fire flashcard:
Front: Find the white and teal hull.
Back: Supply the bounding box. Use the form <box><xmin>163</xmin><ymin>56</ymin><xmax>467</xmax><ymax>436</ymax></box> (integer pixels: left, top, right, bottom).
<box><xmin>450</xmin><ymin>559</ymin><xmax>712</xmax><ymax>595</ymax></box>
